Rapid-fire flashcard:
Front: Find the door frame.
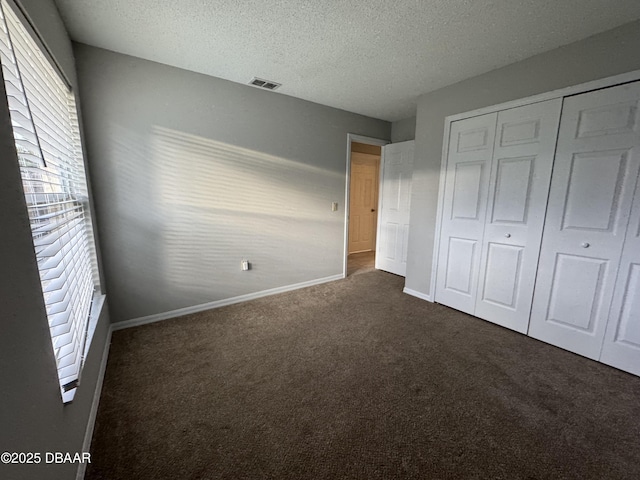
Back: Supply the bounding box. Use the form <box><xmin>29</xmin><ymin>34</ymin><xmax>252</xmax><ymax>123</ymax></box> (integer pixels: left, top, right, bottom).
<box><xmin>343</xmin><ymin>134</ymin><xmax>390</xmax><ymax>278</ymax></box>
<box><xmin>430</xmin><ymin>68</ymin><xmax>640</xmax><ymax>302</ymax></box>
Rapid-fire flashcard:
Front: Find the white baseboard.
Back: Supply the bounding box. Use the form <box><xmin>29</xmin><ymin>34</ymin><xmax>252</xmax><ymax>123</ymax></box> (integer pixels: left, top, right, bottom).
<box><xmin>403</xmin><ymin>287</ymin><xmax>433</xmax><ymax>302</ymax></box>
<box><xmin>76</xmin><ymin>326</ymin><xmax>112</xmax><ymax>480</ymax></box>
<box><xmin>113</xmin><ymin>274</ymin><xmax>344</xmax><ymax>331</ymax></box>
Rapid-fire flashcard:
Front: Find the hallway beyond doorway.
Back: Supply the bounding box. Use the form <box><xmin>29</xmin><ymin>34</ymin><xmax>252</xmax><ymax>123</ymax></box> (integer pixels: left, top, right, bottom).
<box><xmin>347</xmin><ymin>251</ymin><xmax>375</xmax><ymax>276</ymax></box>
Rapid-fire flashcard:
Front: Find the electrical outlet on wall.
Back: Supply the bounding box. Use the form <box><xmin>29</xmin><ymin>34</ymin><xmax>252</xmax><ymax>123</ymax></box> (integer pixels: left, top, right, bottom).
<box><xmin>241</xmin><ymin>260</ymin><xmax>250</xmax><ymax>271</ymax></box>
<box><xmin>332</xmin><ymin>202</ymin><xmax>338</xmax><ymax>212</ymax></box>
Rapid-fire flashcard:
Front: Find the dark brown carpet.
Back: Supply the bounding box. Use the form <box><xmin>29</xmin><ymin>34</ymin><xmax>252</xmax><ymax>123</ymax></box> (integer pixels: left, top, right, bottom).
<box><xmin>87</xmin><ymin>271</ymin><xmax>640</xmax><ymax>480</ymax></box>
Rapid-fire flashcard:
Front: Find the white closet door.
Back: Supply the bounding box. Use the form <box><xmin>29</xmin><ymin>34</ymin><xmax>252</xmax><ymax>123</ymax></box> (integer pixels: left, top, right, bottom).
<box><xmin>529</xmin><ymin>81</ymin><xmax>640</xmax><ymax>359</ymax></box>
<box><xmin>435</xmin><ymin>113</ymin><xmax>497</xmax><ymax>314</ymax></box>
<box><xmin>600</xmin><ymin>163</ymin><xmax>640</xmax><ymax>375</ymax></box>
<box><xmin>475</xmin><ymin>99</ymin><xmax>562</xmax><ymax>333</ymax></box>
<box><xmin>376</xmin><ymin>141</ymin><xmax>414</xmax><ymax>277</ymax></box>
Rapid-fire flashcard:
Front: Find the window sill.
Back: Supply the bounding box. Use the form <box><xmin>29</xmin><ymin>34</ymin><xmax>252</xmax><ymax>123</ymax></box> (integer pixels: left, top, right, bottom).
<box><xmin>62</xmin><ymin>292</ymin><xmax>106</xmax><ymax>404</ymax></box>
<box><xmin>86</xmin><ymin>292</ymin><xmax>106</xmax><ymax>349</ymax></box>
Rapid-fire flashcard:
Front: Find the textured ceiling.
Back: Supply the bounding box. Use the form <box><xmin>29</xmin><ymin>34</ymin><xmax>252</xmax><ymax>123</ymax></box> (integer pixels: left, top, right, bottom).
<box><xmin>54</xmin><ymin>0</ymin><xmax>640</xmax><ymax>121</ymax></box>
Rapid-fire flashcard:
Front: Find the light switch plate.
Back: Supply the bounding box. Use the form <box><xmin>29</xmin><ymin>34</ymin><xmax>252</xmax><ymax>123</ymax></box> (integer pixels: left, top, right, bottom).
<box><xmin>332</xmin><ymin>202</ymin><xmax>338</xmax><ymax>211</ymax></box>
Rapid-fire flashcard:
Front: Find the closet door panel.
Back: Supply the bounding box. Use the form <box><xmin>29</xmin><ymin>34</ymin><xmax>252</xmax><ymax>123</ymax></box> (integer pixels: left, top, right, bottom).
<box><xmin>475</xmin><ymin>99</ymin><xmax>562</xmax><ymax>333</ymax></box>
<box><xmin>529</xmin><ymin>81</ymin><xmax>640</xmax><ymax>359</ymax></box>
<box><xmin>435</xmin><ymin>113</ymin><xmax>497</xmax><ymax>314</ymax></box>
<box><xmin>600</xmin><ymin>177</ymin><xmax>640</xmax><ymax>375</ymax></box>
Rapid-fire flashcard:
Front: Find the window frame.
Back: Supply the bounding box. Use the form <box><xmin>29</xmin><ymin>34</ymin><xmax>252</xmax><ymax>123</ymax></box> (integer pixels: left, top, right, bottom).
<box><xmin>0</xmin><ymin>0</ymin><xmax>105</xmax><ymax>404</ymax></box>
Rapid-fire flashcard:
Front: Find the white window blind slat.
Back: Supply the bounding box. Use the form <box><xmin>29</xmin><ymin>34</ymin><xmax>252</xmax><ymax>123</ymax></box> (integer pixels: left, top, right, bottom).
<box><xmin>6</xmin><ymin>91</ymin><xmax>29</xmax><ymax>115</ymax></box>
<box><xmin>32</xmin><ymin>214</ymin><xmax>84</xmax><ymax>252</ymax></box>
<box><xmin>57</xmin><ymin>341</ymin><xmax>82</xmax><ymax>373</ymax></box>
<box><xmin>58</xmin><ymin>338</ymin><xmax>83</xmax><ymax>371</ymax></box>
<box><xmin>47</xmin><ymin>289</ymin><xmax>70</xmax><ymax>315</ymax></box>
<box><xmin>57</xmin><ymin>345</ymin><xmax>81</xmax><ymax>374</ymax></box>
<box><xmin>0</xmin><ymin>0</ymin><xmax>98</xmax><ymax>403</ymax></box>
<box><xmin>48</xmin><ymin>299</ymin><xmax>73</xmax><ymax>330</ymax></box>
<box><xmin>14</xmin><ymin>137</ymin><xmax>40</xmax><ymax>156</ymax></box>
<box><xmin>42</xmin><ymin>275</ymin><xmax>65</xmax><ymax>294</ymax></box>
<box><xmin>58</xmin><ymin>340</ymin><xmax>85</xmax><ymax>379</ymax></box>
<box><xmin>0</xmin><ymin>29</ymin><xmax>9</xmax><ymax>49</ymax></box>
<box><xmin>9</xmin><ymin>123</ymin><xmax>35</xmax><ymax>142</ymax></box>
<box><xmin>44</xmin><ymin>233</ymin><xmax>92</xmax><ymax>317</ymax></box>
<box><xmin>31</xmin><ymin>219</ymin><xmax>83</xmax><ymax>249</ymax></box>
<box><xmin>1</xmin><ymin>63</ymin><xmax>19</xmax><ymax>83</ymax></box>
<box><xmin>43</xmin><ymin>240</ymin><xmax>89</xmax><ymax>313</ymax></box>
<box><xmin>29</xmin><ymin>200</ymin><xmax>78</xmax><ymax>223</ymax></box>
<box><xmin>38</xmin><ymin>231</ymin><xmax>90</xmax><ymax>281</ymax></box>
<box><xmin>55</xmin><ymin>282</ymin><xmax>92</xmax><ymax>354</ymax></box>
<box><xmin>0</xmin><ymin>49</ymin><xmax>13</xmax><ymax>67</ymax></box>
<box><xmin>8</xmin><ymin>108</ymin><xmax>35</xmax><ymax>129</ymax></box>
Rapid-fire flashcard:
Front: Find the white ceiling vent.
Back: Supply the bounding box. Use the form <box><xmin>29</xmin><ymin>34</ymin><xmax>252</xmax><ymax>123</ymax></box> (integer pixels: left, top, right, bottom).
<box><xmin>249</xmin><ymin>77</ymin><xmax>281</xmax><ymax>91</ymax></box>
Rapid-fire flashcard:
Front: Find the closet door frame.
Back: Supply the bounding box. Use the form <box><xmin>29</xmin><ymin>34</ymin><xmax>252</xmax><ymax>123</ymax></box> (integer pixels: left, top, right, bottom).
<box><xmin>430</xmin><ymin>69</ymin><xmax>640</xmax><ymax>303</ymax></box>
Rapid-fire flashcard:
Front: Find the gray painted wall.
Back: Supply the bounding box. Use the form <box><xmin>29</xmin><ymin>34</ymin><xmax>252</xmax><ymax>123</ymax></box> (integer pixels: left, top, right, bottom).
<box><xmin>391</xmin><ymin>117</ymin><xmax>416</xmax><ymax>142</ymax></box>
<box><xmin>74</xmin><ymin>44</ymin><xmax>391</xmax><ymax>323</ymax></box>
<box><xmin>0</xmin><ymin>1</ymin><xmax>110</xmax><ymax>480</ymax></box>
<box><xmin>405</xmin><ymin>19</ymin><xmax>640</xmax><ymax>298</ymax></box>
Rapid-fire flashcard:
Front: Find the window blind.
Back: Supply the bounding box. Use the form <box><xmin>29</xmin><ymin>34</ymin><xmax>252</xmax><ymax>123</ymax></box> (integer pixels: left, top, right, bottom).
<box><xmin>0</xmin><ymin>0</ymin><xmax>97</xmax><ymax>403</ymax></box>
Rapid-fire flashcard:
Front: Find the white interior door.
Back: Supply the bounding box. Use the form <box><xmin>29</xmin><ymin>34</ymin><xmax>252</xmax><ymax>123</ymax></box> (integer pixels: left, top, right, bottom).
<box><xmin>435</xmin><ymin>113</ymin><xmax>497</xmax><ymax>314</ymax></box>
<box><xmin>474</xmin><ymin>99</ymin><xmax>562</xmax><ymax>333</ymax></box>
<box><xmin>349</xmin><ymin>152</ymin><xmax>379</xmax><ymax>254</ymax></box>
<box><xmin>528</xmin><ymin>81</ymin><xmax>640</xmax><ymax>359</ymax></box>
<box><xmin>376</xmin><ymin>140</ymin><xmax>414</xmax><ymax>276</ymax></box>
<box><xmin>600</xmin><ymin>115</ymin><xmax>640</xmax><ymax>375</ymax></box>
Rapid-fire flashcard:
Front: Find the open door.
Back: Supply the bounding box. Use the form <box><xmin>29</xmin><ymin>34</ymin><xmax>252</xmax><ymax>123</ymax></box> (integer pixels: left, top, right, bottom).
<box><xmin>375</xmin><ymin>140</ymin><xmax>414</xmax><ymax>276</ymax></box>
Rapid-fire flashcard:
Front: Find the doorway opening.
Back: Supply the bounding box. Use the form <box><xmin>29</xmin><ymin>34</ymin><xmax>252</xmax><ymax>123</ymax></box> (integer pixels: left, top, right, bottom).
<box><xmin>344</xmin><ymin>134</ymin><xmax>388</xmax><ymax>277</ymax></box>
